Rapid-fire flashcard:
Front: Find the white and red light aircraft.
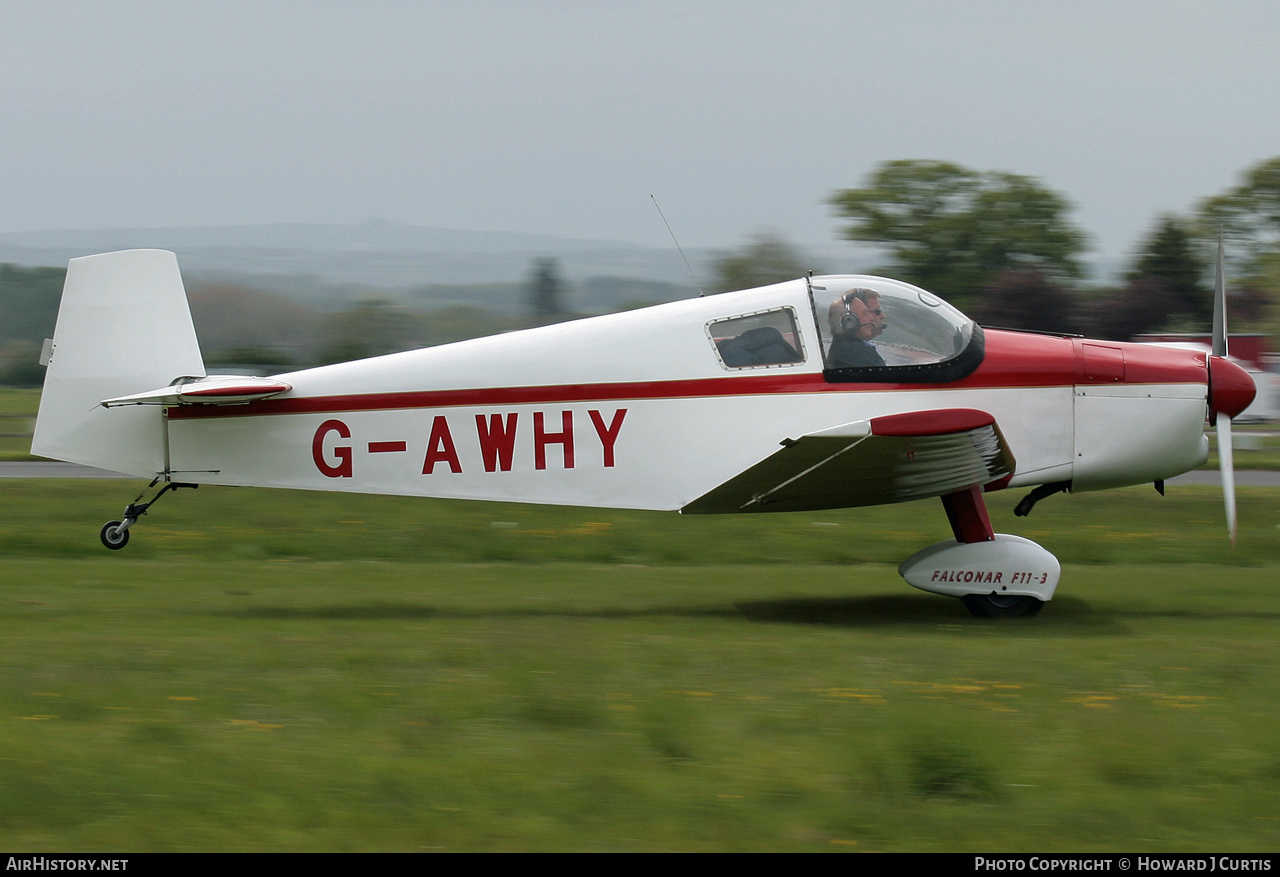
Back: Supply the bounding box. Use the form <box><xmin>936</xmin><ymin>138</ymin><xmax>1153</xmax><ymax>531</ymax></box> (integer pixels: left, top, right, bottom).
<box><xmin>32</xmin><ymin>249</ymin><xmax>1256</xmax><ymax>617</ymax></box>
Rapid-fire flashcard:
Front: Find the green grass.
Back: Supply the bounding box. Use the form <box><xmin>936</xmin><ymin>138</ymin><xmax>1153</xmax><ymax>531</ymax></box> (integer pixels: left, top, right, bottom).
<box><xmin>2</xmin><ymin>479</ymin><xmax>1279</xmax><ymax>851</ymax></box>
<box><xmin>0</xmin><ymin>478</ymin><xmax>1277</xmax><ymax>566</ymax></box>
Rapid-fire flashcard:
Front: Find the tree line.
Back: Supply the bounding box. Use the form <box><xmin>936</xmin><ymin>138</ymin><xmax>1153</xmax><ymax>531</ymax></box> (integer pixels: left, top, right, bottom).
<box><xmin>0</xmin><ymin>263</ymin><xmax>685</xmax><ymax>385</ymax></box>
<box><xmin>718</xmin><ymin>157</ymin><xmax>1279</xmax><ymax>342</ymax></box>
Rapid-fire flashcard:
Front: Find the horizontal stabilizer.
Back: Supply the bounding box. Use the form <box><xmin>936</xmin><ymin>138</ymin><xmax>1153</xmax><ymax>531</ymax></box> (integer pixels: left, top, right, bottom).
<box><xmin>102</xmin><ymin>376</ymin><xmax>292</xmax><ymax>408</ymax></box>
<box><xmin>682</xmin><ymin>408</ymin><xmax>1015</xmax><ymax>514</ymax></box>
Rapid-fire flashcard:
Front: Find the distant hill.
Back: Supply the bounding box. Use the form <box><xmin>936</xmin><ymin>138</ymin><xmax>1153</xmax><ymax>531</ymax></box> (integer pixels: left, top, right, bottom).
<box><xmin>0</xmin><ymin>221</ymin><xmax>711</xmax><ymax>294</ymax></box>
<box><xmin>0</xmin><ymin>224</ymin><xmax>713</xmax><ymax>377</ymax></box>
<box><xmin>0</xmin><ymin>219</ymin><xmax>894</xmax><ymax>319</ymax></box>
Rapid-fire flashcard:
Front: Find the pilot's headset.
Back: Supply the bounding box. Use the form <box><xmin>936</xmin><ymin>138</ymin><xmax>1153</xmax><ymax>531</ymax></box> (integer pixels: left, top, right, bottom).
<box><xmin>840</xmin><ymin>290</ymin><xmax>868</xmax><ymax>333</ymax></box>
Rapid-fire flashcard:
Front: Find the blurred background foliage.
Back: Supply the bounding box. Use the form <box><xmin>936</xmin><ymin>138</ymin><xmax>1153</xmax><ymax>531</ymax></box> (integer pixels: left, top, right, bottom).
<box><xmin>3</xmin><ymin>155</ymin><xmax>1280</xmax><ymax>385</ymax></box>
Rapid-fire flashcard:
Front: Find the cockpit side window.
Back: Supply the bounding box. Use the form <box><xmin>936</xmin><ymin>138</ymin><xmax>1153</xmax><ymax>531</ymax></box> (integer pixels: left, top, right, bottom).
<box><xmin>809</xmin><ymin>279</ymin><xmax>984</xmax><ymax>383</ymax></box>
<box><xmin>707</xmin><ymin>307</ymin><xmax>805</xmax><ymax>370</ymax></box>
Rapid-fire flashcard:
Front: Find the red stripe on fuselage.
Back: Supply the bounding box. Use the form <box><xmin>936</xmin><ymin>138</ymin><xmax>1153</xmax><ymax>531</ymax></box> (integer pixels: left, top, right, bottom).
<box><xmin>166</xmin><ymin>330</ymin><xmax>1205</xmax><ymax>420</ymax></box>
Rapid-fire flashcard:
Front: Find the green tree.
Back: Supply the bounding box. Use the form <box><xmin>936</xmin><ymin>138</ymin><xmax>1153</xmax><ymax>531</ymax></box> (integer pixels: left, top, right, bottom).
<box><xmin>0</xmin><ymin>339</ymin><xmax>46</xmax><ymax>386</ymax></box>
<box><xmin>316</xmin><ymin>300</ymin><xmax>425</xmax><ymax>365</ymax></box>
<box><xmin>187</xmin><ymin>283</ymin><xmax>320</xmax><ymax>365</ymax></box>
<box><xmin>709</xmin><ymin>233</ymin><xmax>809</xmax><ymax>294</ymax></box>
<box><xmin>0</xmin><ymin>263</ymin><xmax>64</xmax><ymax>346</ymax></box>
<box><xmin>1086</xmin><ymin>277</ymin><xmax>1177</xmax><ymax>341</ymax></box>
<box><xmin>969</xmin><ymin>268</ymin><xmax>1078</xmax><ymax>334</ymax></box>
<box><xmin>829</xmin><ymin>160</ymin><xmax>1086</xmax><ymax>306</ymax></box>
<box><xmin>420</xmin><ymin>304</ymin><xmax>522</xmax><ymax>347</ymax></box>
<box><xmin>528</xmin><ymin>258</ymin><xmax>566</xmax><ymax>318</ymax></box>
<box><xmin>1197</xmin><ymin>155</ymin><xmax>1280</xmax><ymax>271</ymax></box>
<box><xmin>205</xmin><ymin>345</ymin><xmax>296</xmax><ymax>372</ymax></box>
<box><xmin>1197</xmin><ymin>156</ymin><xmax>1280</xmax><ymax>337</ymax></box>
<box><xmin>1122</xmin><ymin>215</ymin><xmax>1211</xmax><ymax>328</ymax></box>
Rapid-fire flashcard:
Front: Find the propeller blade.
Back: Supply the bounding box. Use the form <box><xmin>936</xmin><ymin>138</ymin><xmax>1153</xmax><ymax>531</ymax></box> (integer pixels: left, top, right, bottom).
<box><xmin>1212</xmin><ymin>232</ymin><xmax>1237</xmax><ymax>548</ymax></box>
<box><xmin>1217</xmin><ymin>412</ymin><xmax>1237</xmax><ymax>549</ymax></box>
<box><xmin>1212</xmin><ymin>231</ymin><xmax>1227</xmax><ymax>357</ymax></box>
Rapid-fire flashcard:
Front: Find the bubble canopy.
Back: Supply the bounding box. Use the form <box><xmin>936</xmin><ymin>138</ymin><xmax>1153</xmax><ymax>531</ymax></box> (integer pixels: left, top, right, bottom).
<box><xmin>808</xmin><ymin>276</ymin><xmax>984</xmax><ymax>383</ymax></box>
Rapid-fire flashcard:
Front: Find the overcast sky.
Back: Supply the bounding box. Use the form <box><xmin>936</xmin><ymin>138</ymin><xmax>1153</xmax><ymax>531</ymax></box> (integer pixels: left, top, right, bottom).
<box><xmin>4</xmin><ymin>1</ymin><xmax>1279</xmax><ymax>274</ymax></box>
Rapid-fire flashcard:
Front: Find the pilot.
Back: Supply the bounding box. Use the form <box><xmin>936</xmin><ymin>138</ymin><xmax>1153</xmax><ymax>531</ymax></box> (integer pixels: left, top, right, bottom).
<box><xmin>826</xmin><ymin>290</ymin><xmax>886</xmax><ymax>368</ymax></box>
<box><xmin>856</xmin><ymin>289</ymin><xmax>887</xmax><ymax>338</ymax></box>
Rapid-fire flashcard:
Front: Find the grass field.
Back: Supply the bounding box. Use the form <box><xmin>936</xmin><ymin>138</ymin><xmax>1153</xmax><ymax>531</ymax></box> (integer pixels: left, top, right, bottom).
<box><xmin>2</xmin><ymin>478</ymin><xmax>1278</xmax><ymax>851</ymax></box>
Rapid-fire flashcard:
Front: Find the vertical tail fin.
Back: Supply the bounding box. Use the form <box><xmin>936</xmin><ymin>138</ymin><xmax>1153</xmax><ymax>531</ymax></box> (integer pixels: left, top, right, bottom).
<box><xmin>32</xmin><ymin>250</ymin><xmax>206</xmax><ymax>476</ymax></box>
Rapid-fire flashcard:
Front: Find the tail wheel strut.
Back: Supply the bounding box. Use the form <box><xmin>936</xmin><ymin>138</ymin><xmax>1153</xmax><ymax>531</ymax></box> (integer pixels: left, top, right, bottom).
<box><xmin>100</xmin><ymin>478</ymin><xmax>198</xmax><ymax>550</ymax></box>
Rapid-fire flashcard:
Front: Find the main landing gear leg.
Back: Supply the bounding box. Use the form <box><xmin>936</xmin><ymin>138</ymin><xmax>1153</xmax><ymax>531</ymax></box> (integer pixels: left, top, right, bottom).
<box><xmin>940</xmin><ymin>486</ymin><xmax>1044</xmax><ymax>618</ymax></box>
<box><xmin>897</xmin><ymin>486</ymin><xmax>1058</xmax><ymax>618</ymax></box>
<box><xmin>941</xmin><ymin>485</ymin><xmax>996</xmax><ymax>544</ymax></box>
<box><xmin>100</xmin><ymin>478</ymin><xmax>199</xmax><ymax>550</ymax></box>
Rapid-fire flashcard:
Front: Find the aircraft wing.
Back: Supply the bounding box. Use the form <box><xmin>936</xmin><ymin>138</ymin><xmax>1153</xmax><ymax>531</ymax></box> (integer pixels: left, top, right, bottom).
<box><xmin>682</xmin><ymin>408</ymin><xmax>1015</xmax><ymax>514</ymax></box>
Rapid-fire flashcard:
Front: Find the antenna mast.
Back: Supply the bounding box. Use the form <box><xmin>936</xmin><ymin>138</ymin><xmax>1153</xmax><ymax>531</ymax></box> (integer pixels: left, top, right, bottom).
<box><xmin>650</xmin><ymin>195</ymin><xmax>705</xmax><ymax>296</ymax></box>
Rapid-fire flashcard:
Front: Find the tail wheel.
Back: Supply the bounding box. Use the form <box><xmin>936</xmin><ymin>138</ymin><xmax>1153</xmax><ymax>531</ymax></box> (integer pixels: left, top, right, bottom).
<box><xmin>963</xmin><ymin>593</ymin><xmax>1043</xmax><ymax>619</ymax></box>
<box><xmin>100</xmin><ymin>521</ymin><xmax>130</xmax><ymax>550</ymax></box>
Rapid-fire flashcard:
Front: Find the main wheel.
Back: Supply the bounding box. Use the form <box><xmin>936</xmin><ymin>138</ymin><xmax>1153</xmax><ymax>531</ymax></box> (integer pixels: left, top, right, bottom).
<box><xmin>962</xmin><ymin>593</ymin><xmax>1043</xmax><ymax>619</ymax></box>
<box><xmin>100</xmin><ymin>521</ymin><xmax>130</xmax><ymax>550</ymax></box>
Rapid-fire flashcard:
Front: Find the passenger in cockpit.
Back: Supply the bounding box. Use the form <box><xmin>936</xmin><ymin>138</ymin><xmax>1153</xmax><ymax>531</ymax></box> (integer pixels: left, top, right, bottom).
<box><xmin>826</xmin><ymin>290</ymin><xmax>886</xmax><ymax>368</ymax></box>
